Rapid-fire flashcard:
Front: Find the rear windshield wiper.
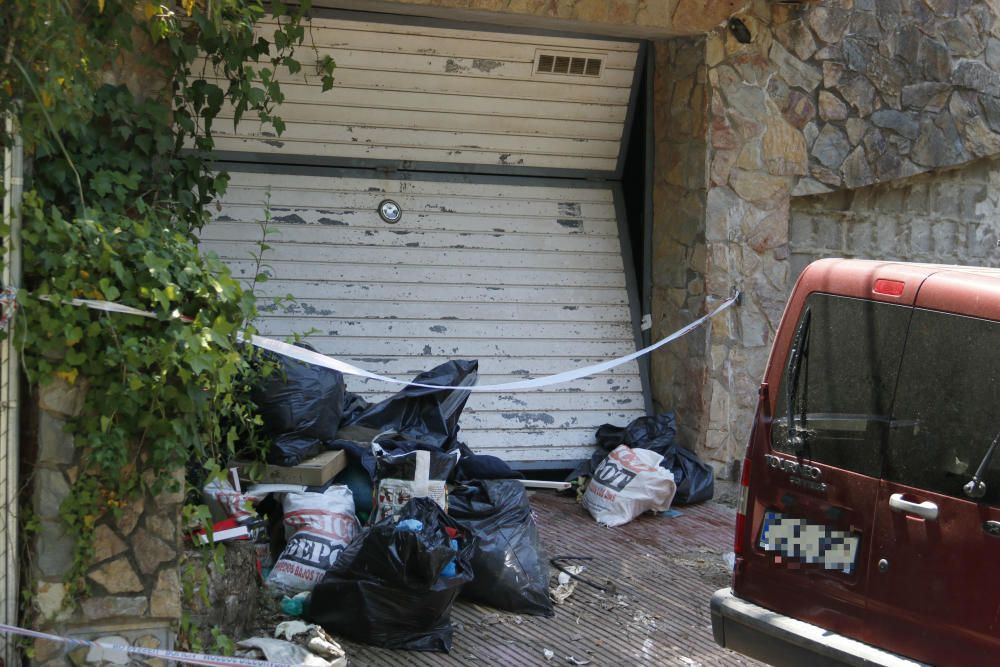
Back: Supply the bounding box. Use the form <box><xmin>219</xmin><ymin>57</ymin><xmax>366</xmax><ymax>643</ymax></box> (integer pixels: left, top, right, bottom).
<box><xmin>786</xmin><ymin>307</ymin><xmax>811</xmax><ymax>457</ymax></box>
<box><xmin>963</xmin><ymin>430</ymin><xmax>1000</xmax><ymax>499</ymax></box>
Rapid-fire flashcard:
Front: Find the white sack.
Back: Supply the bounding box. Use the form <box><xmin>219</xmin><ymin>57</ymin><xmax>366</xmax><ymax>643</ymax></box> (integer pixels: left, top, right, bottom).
<box><xmin>266</xmin><ymin>485</ymin><xmax>358</xmax><ymax>596</ymax></box>
<box><xmin>583</xmin><ymin>445</ymin><xmax>677</xmax><ymax>527</ymax></box>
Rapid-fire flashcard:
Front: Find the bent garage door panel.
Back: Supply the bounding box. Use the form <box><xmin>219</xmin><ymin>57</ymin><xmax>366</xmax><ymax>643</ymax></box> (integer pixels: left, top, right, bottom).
<box><xmin>204</xmin><ymin>168</ymin><xmax>645</xmax><ymax>464</ymax></box>
<box><xmin>206</xmin><ymin>15</ymin><xmax>639</xmax><ymax>174</ymax></box>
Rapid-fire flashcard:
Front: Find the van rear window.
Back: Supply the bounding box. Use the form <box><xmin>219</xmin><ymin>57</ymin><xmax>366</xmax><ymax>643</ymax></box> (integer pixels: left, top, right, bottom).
<box><xmin>771</xmin><ymin>293</ymin><xmax>911</xmax><ymax>477</ymax></box>
<box><xmin>886</xmin><ymin>309</ymin><xmax>1000</xmax><ymax>505</ymax></box>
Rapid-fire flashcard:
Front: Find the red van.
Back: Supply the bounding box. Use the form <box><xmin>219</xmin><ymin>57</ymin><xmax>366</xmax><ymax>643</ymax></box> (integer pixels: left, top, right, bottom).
<box><xmin>711</xmin><ymin>259</ymin><xmax>1000</xmax><ymax>667</ymax></box>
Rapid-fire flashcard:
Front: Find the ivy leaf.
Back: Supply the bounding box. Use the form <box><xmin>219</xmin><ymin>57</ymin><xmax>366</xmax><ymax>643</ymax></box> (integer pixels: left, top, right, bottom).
<box><xmin>65</xmin><ymin>349</ymin><xmax>87</xmax><ymax>366</ymax></box>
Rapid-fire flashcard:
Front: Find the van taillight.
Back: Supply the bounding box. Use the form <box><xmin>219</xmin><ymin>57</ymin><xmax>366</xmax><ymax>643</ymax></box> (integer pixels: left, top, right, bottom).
<box><xmin>734</xmin><ymin>456</ymin><xmax>751</xmax><ymax>556</ymax></box>
<box><xmin>873</xmin><ymin>278</ymin><xmax>905</xmax><ymax>296</ymax></box>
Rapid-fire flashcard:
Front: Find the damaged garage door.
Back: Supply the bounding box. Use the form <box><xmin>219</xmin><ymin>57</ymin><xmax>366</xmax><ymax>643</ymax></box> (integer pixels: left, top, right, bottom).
<box><xmin>207</xmin><ymin>14</ymin><xmax>640</xmax><ymax>175</ymax></box>
<box><xmin>202</xmin><ymin>167</ymin><xmax>646</xmax><ymax>466</ymax></box>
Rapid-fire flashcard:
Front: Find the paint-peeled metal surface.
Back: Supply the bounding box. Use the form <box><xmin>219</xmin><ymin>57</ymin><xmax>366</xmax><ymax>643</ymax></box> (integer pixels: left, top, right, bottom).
<box><xmin>203</xmin><ymin>170</ymin><xmax>646</xmax><ymax>464</ymax></box>
<box><xmin>204</xmin><ymin>17</ymin><xmax>638</xmax><ymax>172</ymax></box>
<box><xmin>335</xmin><ymin>493</ymin><xmax>766</xmax><ymax>666</ymax></box>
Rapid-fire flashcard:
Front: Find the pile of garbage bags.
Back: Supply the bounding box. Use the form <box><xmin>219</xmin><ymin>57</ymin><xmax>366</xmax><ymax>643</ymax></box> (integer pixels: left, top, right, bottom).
<box><xmin>207</xmin><ymin>351</ymin><xmax>716</xmax><ymax>653</ymax></box>
<box><xmin>205</xmin><ymin>358</ymin><xmax>550</xmax><ymax>653</ymax></box>
<box><xmin>569</xmin><ymin>413</ymin><xmax>715</xmax><ymax>506</ymax></box>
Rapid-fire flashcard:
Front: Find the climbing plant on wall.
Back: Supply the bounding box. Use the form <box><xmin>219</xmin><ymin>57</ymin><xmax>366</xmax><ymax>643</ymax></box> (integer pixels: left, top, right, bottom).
<box><xmin>0</xmin><ymin>0</ymin><xmax>335</xmax><ymax>598</ymax></box>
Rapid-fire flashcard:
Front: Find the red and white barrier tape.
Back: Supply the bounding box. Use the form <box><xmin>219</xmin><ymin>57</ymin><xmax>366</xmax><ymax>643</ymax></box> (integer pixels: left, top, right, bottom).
<box><xmin>0</xmin><ymin>622</ymin><xmax>296</xmax><ymax>667</ymax></box>
<box><xmin>23</xmin><ymin>291</ymin><xmax>739</xmax><ymax>392</ymax></box>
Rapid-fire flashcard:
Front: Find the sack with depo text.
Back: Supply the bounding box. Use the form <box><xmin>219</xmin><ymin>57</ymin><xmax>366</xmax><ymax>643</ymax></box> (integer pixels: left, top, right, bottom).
<box><xmin>266</xmin><ymin>485</ymin><xmax>358</xmax><ymax>596</ymax></box>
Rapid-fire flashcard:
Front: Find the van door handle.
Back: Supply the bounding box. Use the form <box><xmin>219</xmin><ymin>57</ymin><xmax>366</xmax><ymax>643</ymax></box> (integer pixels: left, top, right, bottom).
<box><xmin>889</xmin><ymin>494</ymin><xmax>939</xmax><ymax>520</ymax></box>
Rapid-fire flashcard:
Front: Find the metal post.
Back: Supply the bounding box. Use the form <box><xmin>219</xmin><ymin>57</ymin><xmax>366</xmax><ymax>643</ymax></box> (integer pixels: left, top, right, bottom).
<box><xmin>1</xmin><ymin>114</ymin><xmax>22</xmax><ymax>667</ymax></box>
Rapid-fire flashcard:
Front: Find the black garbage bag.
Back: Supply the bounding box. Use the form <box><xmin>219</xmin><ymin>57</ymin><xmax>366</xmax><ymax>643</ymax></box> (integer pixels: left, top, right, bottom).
<box><xmin>333</xmin><ymin>360</ymin><xmax>479</xmax><ymax>478</ymax></box>
<box><xmin>449</xmin><ymin>480</ymin><xmax>553</xmax><ymax>617</ymax></box>
<box><xmin>567</xmin><ymin>413</ymin><xmax>714</xmax><ymax>505</ymax></box>
<box><xmin>454</xmin><ymin>454</ymin><xmax>524</xmax><ymax>483</ymax></box>
<box><xmin>252</xmin><ymin>345</ymin><xmax>345</xmax><ymax>466</ymax></box>
<box><xmin>305</xmin><ymin>497</ymin><xmax>475</xmax><ymax>652</ymax></box>
<box><xmin>659</xmin><ymin>442</ymin><xmax>715</xmax><ymax>505</ymax></box>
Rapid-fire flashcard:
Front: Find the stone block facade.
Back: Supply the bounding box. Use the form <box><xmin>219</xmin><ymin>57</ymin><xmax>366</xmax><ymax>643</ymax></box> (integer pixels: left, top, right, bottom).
<box><xmin>790</xmin><ymin>156</ymin><xmax>1000</xmax><ymax>278</ymax></box>
<box><xmin>30</xmin><ymin>380</ymin><xmax>183</xmax><ymax>666</ymax></box>
<box><xmin>690</xmin><ymin>0</ymin><xmax>1000</xmax><ymax>474</ymax></box>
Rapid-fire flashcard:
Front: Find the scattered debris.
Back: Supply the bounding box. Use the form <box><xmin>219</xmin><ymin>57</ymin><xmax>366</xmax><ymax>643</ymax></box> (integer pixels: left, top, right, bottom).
<box><xmin>550</xmin><ymin>565</ymin><xmax>584</xmax><ymax>604</ymax></box>
<box><xmin>566</xmin><ymin>656</ymin><xmax>591</xmax><ymax>665</ymax></box>
<box><xmin>543</xmin><ymin>648</ymin><xmax>555</xmax><ymax>660</ymax></box>
<box><xmin>238</xmin><ymin>637</ymin><xmax>340</xmax><ymax>667</ymax></box>
<box><xmin>274</xmin><ymin>620</ymin><xmax>311</xmax><ymax>641</ymax></box>
<box><xmin>551</xmin><ymin>556</ymin><xmax>615</xmax><ymax>594</ymax></box>
<box><xmin>280</xmin><ymin>591</ymin><xmax>309</xmax><ymax>617</ymax></box>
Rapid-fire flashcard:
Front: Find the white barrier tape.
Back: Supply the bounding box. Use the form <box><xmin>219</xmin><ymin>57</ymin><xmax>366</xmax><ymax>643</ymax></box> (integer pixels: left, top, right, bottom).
<box><xmin>38</xmin><ymin>294</ymin><xmax>158</xmax><ymax>319</ymax></box>
<box><xmin>0</xmin><ymin>622</ymin><xmax>296</xmax><ymax>667</ymax></box>
<box><xmin>247</xmin><ymin>293</ymin><xmax>739</xmax><ymax>392</ymax></box>
<box><xmin>30</xmin><ymin>290</ymin><xmax>739</xmax><ymax>392</ymax></box>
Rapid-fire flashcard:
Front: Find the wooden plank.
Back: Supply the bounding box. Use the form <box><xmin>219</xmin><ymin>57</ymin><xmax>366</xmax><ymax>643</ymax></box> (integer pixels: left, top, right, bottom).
<box><xmin>218</xmin><ymin>186</ymin><xmax>618</xmax><ymax>218</ymax></box>
<box><xmin>456</xmin><ymin>410</ymin><xmax>642</xmax><ymax>430</ymax></box>
<box><xmin>214</xmin><ymin>122</ymin><xmax>620</xmax><ymax>157</ymax></box>
<box><xmin>207</xmin><ymin>84</ymin><xmax>630</xmax><ymax>123</ymax></box>
<box><xmin>214</xmin><ymin>103</ymin><xmax>625</xmax><ymax>141</ymax></box>
<box><xmin>224</xmin><ymin>260</ymin><xmax>628</xmax><ymax>288</ymax></box>
<box><xmin>335</xmin><ymin>374</ymin><xmax>642</xmax><ymax>393</ymax></box>
<box><xmin>344</xmin><ymin>392</ymin><xmax>646</xmax><ymax>411</ymax></box>
<box><xmin>234</xmin><ymin>449</ymin><xmax>347</xmax><ymax>486</ymax></box>
<box><xmin>207</xmin><ymin>136</ymin><xmax>619</xmax><ymax>170</ymax></box>
<box><xmin>200</xmin><ymin>226</ymin><xmax>623</xmax><ymax>253</ymax></box>
<box><xmin>251</xmin><ymin>336</ymin><xmax>636</xmax><ymax>358</ymax></box>
<box><xmin>210</xmin><ymin>206</ymin><xmax>619</xmax><ymax>236</ymax></box>
<box><xmin>237</xmin><ymin>48</ymin><xmax>638</xmax><ymax>88</ymax></box>
<box><xmin>255</xmin><ymin>317</ymin><xmax>634</xmax><ymax>340</ymax></box>
<box><xmin>220</xmin><ymin>172</ymin><xmax>616</xmax><ymax>199</ymax></box>
<box><xmin>257</xmin><ymin>300</ymin><xmax>632</xmax><ymax>322</ymax></box>
<box><xmin>201</xmin><ymin>67</ymin><xmax>631</xmax><ymax>104</ymax></box>
<box><xmin>249</xmin><ymin>282</ymin><xmax>629</xmax><ymax>306</ymax></box>
<box><xmin>202</xmin><ymin>242</ymin><xmax>624</xmax><ymax>272</ymax></box>
<box><xmin>314</xmin><ymin>355</ymin><xmax>641</xmax><ymax>374</ymax></box>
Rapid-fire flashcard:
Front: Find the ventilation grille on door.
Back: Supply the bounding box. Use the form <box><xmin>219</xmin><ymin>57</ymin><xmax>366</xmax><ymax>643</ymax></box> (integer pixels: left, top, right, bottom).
<box><xmin>537</xmin><ymin>54</ymin><xmax>603</xmax><ymax>77</ymax></box>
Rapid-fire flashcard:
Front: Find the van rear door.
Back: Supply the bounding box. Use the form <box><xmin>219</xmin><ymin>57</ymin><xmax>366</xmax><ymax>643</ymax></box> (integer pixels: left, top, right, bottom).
<box><xmin>865</xmin><ymin>272</ymin><xmax>1000</xmax><ymax>666</ymax></box>
<box><xmin>736</xmin><ymin>288</ymin><xmax>912</xmax><ymax>645</ymax></box>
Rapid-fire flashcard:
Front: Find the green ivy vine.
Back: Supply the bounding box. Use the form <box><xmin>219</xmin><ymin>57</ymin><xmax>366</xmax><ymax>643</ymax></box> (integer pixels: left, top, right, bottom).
<box><xmin>1</xmin><ymin>0</ymin><xmax>335</xmax><ymax>600</ymax></box>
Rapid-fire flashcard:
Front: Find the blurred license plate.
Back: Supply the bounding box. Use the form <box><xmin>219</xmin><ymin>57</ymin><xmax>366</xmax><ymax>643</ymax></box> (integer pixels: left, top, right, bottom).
<box><xmin>759</xmin><ymin>511</ymin><xmax>860</xmax><ymax>574</ymax></box>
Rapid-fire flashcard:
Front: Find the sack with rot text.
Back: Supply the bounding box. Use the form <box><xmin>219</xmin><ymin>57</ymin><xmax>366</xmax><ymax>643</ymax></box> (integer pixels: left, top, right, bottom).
<box><xmin>582</xmin><ymin>445</ymin><xmax>677</xmax><ymax>527</ymax></box>
<box><xmin>266</xmin><ymin>486</ymin><xmax>359</xmax><ymax>596</ymax></box>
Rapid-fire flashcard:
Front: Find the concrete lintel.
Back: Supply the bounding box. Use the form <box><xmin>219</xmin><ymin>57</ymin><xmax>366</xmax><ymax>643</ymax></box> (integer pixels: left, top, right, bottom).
<box><xmin>312</xmin><ymin>0</ymin><xmax>746</xmax><ymax>40</ymax></box>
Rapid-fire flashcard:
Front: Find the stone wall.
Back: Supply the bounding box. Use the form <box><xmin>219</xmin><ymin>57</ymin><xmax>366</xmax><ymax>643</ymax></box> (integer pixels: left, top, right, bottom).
<box><xmin>790</xmin><ymin>156</ymin><xmax>1000</xmax><ymax>278</ymax></box>
<box><xmin>649</xmin><ymin>38</ymin><xmax>713</xmax><ymax>452</ymax></box>
<box><xmin>30</xmin><ymin>381</ymin><xmax>183</xmax><ymax>666</ymax></box>
<box><xmin>691</xmin><ymin>0</ymin><xmax>1000</xmax><ymax>473</ymax></box>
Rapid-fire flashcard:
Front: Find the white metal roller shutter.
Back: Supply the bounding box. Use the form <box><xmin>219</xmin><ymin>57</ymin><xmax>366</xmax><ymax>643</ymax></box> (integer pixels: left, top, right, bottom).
<box><xmin>206</xmin><ymin>16</ymin><xmax>639</xmax><ymax>173</ymax></box>
<box><xmin>202</xmin><ymin>169</ymin><xmax>645</xmax><ymax>464</ymax></box>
